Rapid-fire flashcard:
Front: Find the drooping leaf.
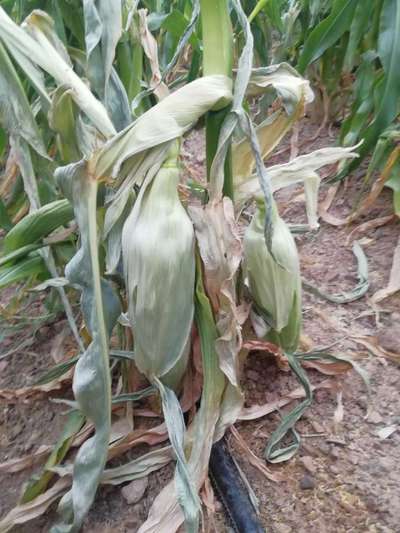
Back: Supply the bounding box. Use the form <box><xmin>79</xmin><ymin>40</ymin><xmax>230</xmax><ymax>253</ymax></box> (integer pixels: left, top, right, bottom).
<box><xmin>0</xmin><ymin>7</ymin><xmax>116</xmax><ymax>137</ymax></box>
<box><xmin>52</xmin><ymin>160</ymin><xmax>121</xmax><ymax>532</ymax></box>
<box><xmin>303</xmin><ymin>241</ymin><xmax>369</xmax><ymax>303</ymax></box>
<box><xmin>0</xmin><ymin>40</ymin><xmax>47</xmax><ymax>157</ymax></box>
<box><xmin>83</xmin><ymin>0</ymin><xmax>130</xmax><ymax>131</ymax></box>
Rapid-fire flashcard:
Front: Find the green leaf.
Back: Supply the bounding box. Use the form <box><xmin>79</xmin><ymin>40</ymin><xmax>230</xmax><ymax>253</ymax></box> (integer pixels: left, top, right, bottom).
<box><xmin>343</xmin><ymin>0</ymin><xmax>375</xmax><ymax>71</ymax></box>
<box><xmin>342</xmin><ymin>0</ymin><xmax>400</xmax><ymax>174</ymax></box>
<box><xmin>297</xmin><ymin>0</ymin><xmax>359</xmax><ymax>73</ymax></box>
<box><xmin>49</xmin><ymin>85</ymin><xmax>81</xmax><ymax>163</ymax></box>
<box><xmin>0</xmin><ymin>125</ymin><xmax>6</xmax><ymax>159</ymax></box>
<box><xmin>265</xmin><ymin>351</ymin><xmax>313</xmax><ymax>463</ymax></box>
<box><xmin>0</xmin><ymin>254</ymin><xmax>47</xmax><ymax>288</ymax></box>
<box><xmin>0</xmin><ymin>196</ymin><xmax>12</xmax><ymax>231</ymax></box>
<box><xmin>0</xmin><ymin>243</ymin><xmax>43</xmax><ymax>267</ymax></box>
<box><xmin>4</xmin><ymin>199</ymin><xmax>74</xmax><ymax>253</ymax></box>
<box><xmin>162</xmin><ymin>10</ymin><xmax>200</xmax><ymax>50</ymax></box>
<box><xmin>340</xmin><ymin>51</ymin><xmax>379</xmax><ymax>146</ymax></box>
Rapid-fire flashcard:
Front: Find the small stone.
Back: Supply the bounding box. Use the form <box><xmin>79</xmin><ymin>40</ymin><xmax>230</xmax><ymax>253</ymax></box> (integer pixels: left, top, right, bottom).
<box><xmin>364</xmin><ymin>497</ymin><xmax>379</xmax><ymax>513</ymax></box>
<box><xmin>39</xmin><ymin>325</ymin><xmax>50</xmax><ymax>338</ymax></box>
<box><xmin>275</xmin><ymin>525</ymin><xmax>292</xmax><ymax>533</ymax></box>
<box><xmin>300</xmin><ymin>456</ymin><xmax>316</xmax><ymax>474</ymax></box>
<box><xmin>121</xmin><ymin>477</ymin><xmax>148</xmax><ymax>504</ymax></box>
<box><xmin>368</xmin><ymin>411</ymin><xmax>383</xmax><ymax>425</ymax></box>
<box><xmin>329</xmin><ymin>465</ymin><xmax>340</xmax><ymax>475</ymax></box>
<box><xmin>379</xmin><ymin>456</ymin><xmax>393</xmax><ymax>473</ymax></box>
<box><xmin>329</xmin><ymin>447</ymin><xmax>341</xmax><ymax>460</ymax></box>
<box><xmin>325</xmin><ymin>271</ymin><xmax>339</xmax><ymax>282</ymax></box>
<box><xmin>348</xmin><ymin>454</ymin><xmax>359</xmax><ymax>465</ymax></box>
<box><xmin>299</xmin><ymin>474</ymin><xmax>316</xmax><ymax>490</ymax></box>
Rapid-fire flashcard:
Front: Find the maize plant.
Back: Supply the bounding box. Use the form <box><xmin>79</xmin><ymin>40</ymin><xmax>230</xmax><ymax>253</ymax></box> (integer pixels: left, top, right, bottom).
<box><xmin>0</xmin><ymin>1</ymin><xmax>361</xmax><ymax>531</ymax></box>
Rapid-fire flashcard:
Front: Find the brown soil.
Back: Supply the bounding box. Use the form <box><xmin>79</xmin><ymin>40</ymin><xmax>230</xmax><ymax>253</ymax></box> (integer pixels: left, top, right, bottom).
<box><xmin>1</xmin><ymin>118</ymin><xmax>399</xmax><ymax>532</ymax></box>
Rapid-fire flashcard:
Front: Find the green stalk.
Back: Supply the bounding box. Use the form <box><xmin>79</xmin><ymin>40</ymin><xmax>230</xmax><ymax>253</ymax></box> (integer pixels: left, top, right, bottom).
<box><xmin>200</xmin><ymin>0</ymin><xmax>234</xmax><ymax>200</ymax></box>
<box><xmin>248</xmin><ymin>0</ymin><xmax>271</xmax><ymax>24</ymax></box>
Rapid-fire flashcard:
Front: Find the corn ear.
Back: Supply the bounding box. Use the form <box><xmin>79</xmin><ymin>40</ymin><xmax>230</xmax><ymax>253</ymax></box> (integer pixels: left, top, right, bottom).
<box><xmin>122</xmin><ymin>141</ymin><xmax>195</xmax><ymax>389</ymax></box>
<box><xmin>244</xmin><ymin>202</ymin><xmax>301</xmax><ymax>352</ymax></box>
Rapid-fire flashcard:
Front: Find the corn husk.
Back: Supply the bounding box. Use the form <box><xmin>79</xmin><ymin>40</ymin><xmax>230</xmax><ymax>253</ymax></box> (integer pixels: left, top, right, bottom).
<box><xmin>122</xmin><ymin>141</ymin><xmax>195</xmax><ymax>388</ymax></box>
<box><xmin>244</xmin><ymin>202</ymin><xmax>301</xmax><ymax>352</ymax></box>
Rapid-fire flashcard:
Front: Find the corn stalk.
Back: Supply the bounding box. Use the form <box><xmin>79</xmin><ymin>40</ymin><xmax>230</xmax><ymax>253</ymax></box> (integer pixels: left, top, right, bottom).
<box><xmin>0</xmin><ymin>2</ymin><xmax>363</xmax><ymax>532</ymax></box>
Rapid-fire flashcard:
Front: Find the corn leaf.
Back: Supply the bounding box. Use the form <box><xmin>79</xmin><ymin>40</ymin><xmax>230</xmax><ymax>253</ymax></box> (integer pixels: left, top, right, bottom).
<box><xmin>0</xmin><ymin>478</ymin><xmax>71</xmax><ymax>533</ymax></box>
<box><xmin>102</xmin><ymin>447</ymin><xmax>172</xmax><ymax>485</ymax></box>
<box><xmin>297</xmin><ymin>0</ymin><xmax>359</xmax><ymax>74</ymax></box>
<box><xmin>0</xmin><ymin>254</ymin><xmax>47</xmax><ymax>288</ymax></box>
<box><xmin>94</xmin><ymin>74</ymin><xmax>232</xmax><ymax>181</ymax></box>
<box><xmin>0</xmin><ymin>40</ymin><xmax>47</xmax><ymax>158</ymax></box>
<box><xmin>155</xmin><ymin>379</ymin><xmax>200</xmax><ymax>533</ymax></box>
<box><xmin>0</xmin><ymin>244</ymin><xmax>44</xmax><ymax>267</ymax></box>
<box><xmin>303</xmin><ymin>241</ymin><xmax>369</xmax><ymax>303</ymax></box>
<box><xmin>52</xmin><ymin>161</ymin><xmax>121</xmax><ymax>532</ymax></box>
<box><xmin>0</xmin><ymin>7</ymin><xmax>116</xmax><ymax>137</ymax></box>
<box><xmin>343</xmin><ymin>0</ymin><xmax>375</xmax><ymax>71</ymax></box>
<box><xmin>0</xmin><ymin>196</ymin><xmax>12</xmax><ymax>231</ymax></box>
<box><xmin>233</xmin><ymin>62</ymin><xmax>313</xmax><ymax>184</ymax></box>
<box><xmin>342</xmin><ymin>0</ymin><xmax>400</xmax><ymax>174</ymax></box>
<box><xmin>83</xmin><ymin>0</ymin><xmax>130</xmax><ymax>131</ymax></box>
<box><xmin>4</xmin><ymin>199</ymin><xmax>74</xmax><ymax>253</ymax></box>
<box><xmin>265</xmin><ymin>351</ymin><xmax>313</xmax><ymax>463</ymax></box>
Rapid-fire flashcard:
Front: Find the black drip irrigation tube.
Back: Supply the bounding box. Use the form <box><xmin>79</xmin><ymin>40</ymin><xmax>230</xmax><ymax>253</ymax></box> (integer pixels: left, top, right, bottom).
<box><xmin>209</xmin><ymin>438</ymin><xmax>265</xmax><ymax>533</ymax></box>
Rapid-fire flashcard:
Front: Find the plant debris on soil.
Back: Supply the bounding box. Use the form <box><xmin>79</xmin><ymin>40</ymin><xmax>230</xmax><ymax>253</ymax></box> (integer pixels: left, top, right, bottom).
<box><xmin>1</xmin><ymin>119</ymin><xmax>399</xmax><ymax>532</ymax></box>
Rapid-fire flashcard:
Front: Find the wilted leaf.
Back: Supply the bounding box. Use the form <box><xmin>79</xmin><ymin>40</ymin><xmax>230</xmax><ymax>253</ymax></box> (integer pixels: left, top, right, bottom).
<box><xmin>0</xmin><ymin>478</ymin><xmax>70</xmax><ymax>533</ymax></box>
<box><xmin>372</xmin><ymin>235</ymin><xmax>400</xmax><ymax>302</ymax></box>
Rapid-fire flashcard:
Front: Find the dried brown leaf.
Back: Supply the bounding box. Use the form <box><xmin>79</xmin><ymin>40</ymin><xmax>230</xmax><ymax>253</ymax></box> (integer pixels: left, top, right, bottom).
<box><xmin>350</xmin><ymin>335</ymin><xmax>400</xmax><ymax>363</ymax></box>
<box><xmin>230</xmin><ymin>426</ymin><xmax>281</xmax><ymax>482</ymax></box>
<box><xmin>0</xmin><ymin>445</ymin><xmax>52</xmax><ymax>474</ymax></box>
<box><xmin>371</xmin><ymin>235</ymin><xmax>400</xmax><ymax>303</ymax></box>
<box><xmin>0</xmin><ymin>368</ymin><xmax>73</xmax><ymax>404</ymax></box>
<box><xmin>0</xmin><ymin>478</ymin><xmax>70</xmax><ymax>532</ymax></box>
<box><xmin>345</xmin><ymin>215</ymin><xmax>394</xmax><ymax>245</ymax></box>
<box><xmin>239</xmin><ymin>379</ymin><xmax>337</xmax><ymax>421</ymax></box>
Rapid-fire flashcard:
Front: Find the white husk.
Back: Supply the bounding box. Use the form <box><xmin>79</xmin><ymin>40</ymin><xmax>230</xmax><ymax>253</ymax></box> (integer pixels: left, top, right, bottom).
<box><xmin>243</xmin><ymin>203</ymin><xmax>301</xmax><ymax>348</ymax></box>
<box><xmin>122</xmin><ymin>143</ymin><xmax>195</xmax><ymax>387</ymax></box>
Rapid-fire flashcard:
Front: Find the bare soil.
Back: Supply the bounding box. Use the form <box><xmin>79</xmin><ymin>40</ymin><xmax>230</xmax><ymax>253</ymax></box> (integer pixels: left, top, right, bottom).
<box><xmin>1</xmin><ymin>118</ymin><xmax>399</xmax><ymax>532</ymax></box>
